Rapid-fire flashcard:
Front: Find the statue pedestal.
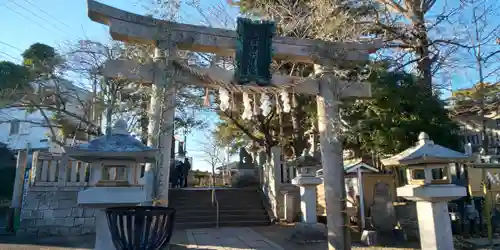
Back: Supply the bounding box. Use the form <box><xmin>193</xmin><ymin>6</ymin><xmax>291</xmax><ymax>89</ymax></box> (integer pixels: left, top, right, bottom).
<box><xmin>231</xmin><ymin>162</ymin><xmax>258</xmax><ymax>187</ymax></box>
<box><xmin>397</xmin><ymin>184</ymin><xmax>466</xmax><ymax>250</ymax></box>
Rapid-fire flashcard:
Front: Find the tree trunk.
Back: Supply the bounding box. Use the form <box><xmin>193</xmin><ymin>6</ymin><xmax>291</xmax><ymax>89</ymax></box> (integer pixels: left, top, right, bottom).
<box><xmin>414</xmin><ymin>19</ymin><xmax>434</xmax><ymax>92</ymax></box>
<box><xmin>291</xmin><ymin>94</ymin><xmax>306</xmax><ymax>157</ymax></box>
<box><xmin>104</xmin><ymin>78</ymin><xmax>116</xmax><ymax>136</ymax></box>
<box><xmin>478</xmin><ymin>54</ymin><xmax>488</xmax><ymax>154</ymax></box>
<box><xmin>171</xmin><ymin>131</ymin><xmax>176</xmax><ymax>159</ymax></box>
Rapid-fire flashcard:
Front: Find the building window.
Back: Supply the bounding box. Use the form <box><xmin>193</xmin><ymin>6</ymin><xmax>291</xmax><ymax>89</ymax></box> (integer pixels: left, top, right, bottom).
<box><xmin>9</xmin><ymin>120</ymin><xmax>20</xmax><ymax>135</ymax></box>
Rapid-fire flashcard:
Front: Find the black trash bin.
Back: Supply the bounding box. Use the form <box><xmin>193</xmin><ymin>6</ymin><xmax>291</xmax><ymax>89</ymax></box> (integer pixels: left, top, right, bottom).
<box><xmin>105</xmin><ymin>206</ymin><xmax>176</xmax><ymax>250</ymax></box>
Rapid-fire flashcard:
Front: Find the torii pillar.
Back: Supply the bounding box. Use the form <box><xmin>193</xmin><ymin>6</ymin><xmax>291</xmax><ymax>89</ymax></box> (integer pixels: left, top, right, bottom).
<box><xmin>146</xmin><ymin>42</ymin><xmax>177</xmax><ymax>205</ymax></box>
<box><xmin>315</xmin><ymin>65</ymin><xmax>350</xmax><ymax>249</ymax></box>
<box><xmin>133</xmin><ymin>42</ymin><xmax>177</xmax><ymax>205</ymax></box>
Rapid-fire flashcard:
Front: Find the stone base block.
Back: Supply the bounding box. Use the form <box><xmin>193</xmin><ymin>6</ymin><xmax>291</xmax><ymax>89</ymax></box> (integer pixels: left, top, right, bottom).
<box><xmin>376</xmin><ymin>229</ymin><xmax>407</xmax><ymax>245</ymax></box>
<box><xmin>392</xmin><ymin>229</ymin><xmax>407</xmax><ymax>241</ymax></box>
<box><xmin>361</xmin><ymin>230</ymin><xmax>378</xmax><ymax>246</ymax></box>
<box><xmin>290</xmin><ymin>222</ymin><xmax>327</xmax><ymax>245</ymax></box>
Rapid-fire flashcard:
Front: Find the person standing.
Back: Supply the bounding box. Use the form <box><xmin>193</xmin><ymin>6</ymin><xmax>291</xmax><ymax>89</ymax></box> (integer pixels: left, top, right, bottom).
<box><xmin>170</xmin><ymin>161</ymin><xmax>179</xmax><ymax>188</ymax></box>
<box><xmin>183</xmin><ymin>158</ymin><xmax>191</xmax><ymax>188</ymax></box>
<box><xmin>175</xmin><ymin>160</ymin><xmax>184</xmax><ymax>188</ymax></box>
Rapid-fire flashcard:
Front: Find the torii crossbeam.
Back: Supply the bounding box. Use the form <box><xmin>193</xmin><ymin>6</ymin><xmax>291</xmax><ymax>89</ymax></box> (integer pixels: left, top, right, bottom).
<box><xmin>85</xmin><ymin>1</ymin><xmax>381</xmax><ymax>249</ymax></box>
<box><xmin>101</xmin><ymin>59</ymin><xmax>371</xmax><ymax>98</ymax></box>
<box><xmin>87</xmin><ymin>0</ymin><xmax>380</xmax><ymax>63</ymax></box>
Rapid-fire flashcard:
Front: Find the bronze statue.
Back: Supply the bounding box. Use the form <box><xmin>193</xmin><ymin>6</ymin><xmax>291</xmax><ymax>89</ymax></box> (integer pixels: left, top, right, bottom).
<box><xmin>239</xmin><ymin>147</ymin><xmax>253</xmax><ymax>164</ymax></box>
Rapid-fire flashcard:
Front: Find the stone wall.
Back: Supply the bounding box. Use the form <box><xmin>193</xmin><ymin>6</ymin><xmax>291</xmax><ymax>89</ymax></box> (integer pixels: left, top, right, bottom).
<box><xmin>19</xmin><ymin>187</ymin><xmax>96</xmax><ymax>236</ymax></box>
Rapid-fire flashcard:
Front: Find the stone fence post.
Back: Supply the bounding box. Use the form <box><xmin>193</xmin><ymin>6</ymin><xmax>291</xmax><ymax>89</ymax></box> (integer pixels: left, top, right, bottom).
<box><xmin>265</xmin><ymin>147</ymin><xmax>281</xmax><ymax>219</ymax></box>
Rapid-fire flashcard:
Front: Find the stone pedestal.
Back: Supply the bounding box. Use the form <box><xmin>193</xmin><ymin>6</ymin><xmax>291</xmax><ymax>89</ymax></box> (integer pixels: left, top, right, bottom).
<box><xmin>292</xmin><ymin>176</ymin><xmax>322</xmax><ymax>223</ymax></box>
<box><xmin>361</xmin><ymin>230</ymin><xmax>378</xmax><ymax>246</ymax></box>
<box><xmin>397</xmin><ymin>184</ymin><xmax>466</xmax><ymax>250</ymax></box>
<box><xmin>290</xmin><ymin>222</ymin><xmax>327</xmax><ymax>244</ymax></box>
<box><xmin>290</xmin><ymin>174</ymin><xmax>325</xmax><ymax>244</ymax></box>
<box><xmin>94</xmin><ymin>209</ymin><xmax>114</xmax><ymax>250</ymax></box>
<box><xmin>281</xmin><ymin>189</ymin><xmax>297</xmax><ymax>223</ymax></box>
<box><xmin>77</xmin><ymin>187</ymin><xmax>147</xmax><ymax>250</ymax></box>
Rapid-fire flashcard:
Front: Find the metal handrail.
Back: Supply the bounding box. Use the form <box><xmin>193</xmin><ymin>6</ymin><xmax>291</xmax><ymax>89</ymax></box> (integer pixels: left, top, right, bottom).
<box><xmin>211</xmin><ymin>187</ymin><xmax>220</xmax><ymax>228</ymax></box>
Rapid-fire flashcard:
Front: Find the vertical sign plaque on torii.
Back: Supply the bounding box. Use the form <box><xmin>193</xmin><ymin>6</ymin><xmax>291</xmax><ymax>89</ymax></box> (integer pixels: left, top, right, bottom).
<box><xmin>234</xmin><ymin>17</ymin><xmax>275</xmax><ymax>86</ymax></box>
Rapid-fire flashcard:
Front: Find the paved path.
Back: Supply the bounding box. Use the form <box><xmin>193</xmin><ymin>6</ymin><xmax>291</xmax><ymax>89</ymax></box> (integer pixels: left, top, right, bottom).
<box><xmin>0</xmin><ymin>226</ymin><xmax>421</xmax><ymax>249</ymax></box>
<box><xmin>0</xmin><ymin>228</ymin><xmax>284</xmax><ymax>250</ymax></box>
<box><xmin>183</xmin><ymin>227</ymin><xmax>284</xmax><ymax>250</ymax></box>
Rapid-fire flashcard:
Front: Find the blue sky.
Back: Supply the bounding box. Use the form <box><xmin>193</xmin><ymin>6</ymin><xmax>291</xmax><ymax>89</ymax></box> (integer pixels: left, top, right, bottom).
<box><xmin>0</xmin><ymin>0</ymin><xmax>498</xmax><ymax>170</ymax></box>
<box><xmin>0</xmin><ymin>0</ymin><xmax>240</xmax><ymax>171</ymax></box>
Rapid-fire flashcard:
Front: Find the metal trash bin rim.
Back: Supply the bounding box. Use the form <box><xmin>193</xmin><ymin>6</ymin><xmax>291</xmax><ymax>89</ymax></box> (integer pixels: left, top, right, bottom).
<box><xmin>106</xmin><ymin>206</ymin><xmax>175</xmax><ymax>215</ymax></box>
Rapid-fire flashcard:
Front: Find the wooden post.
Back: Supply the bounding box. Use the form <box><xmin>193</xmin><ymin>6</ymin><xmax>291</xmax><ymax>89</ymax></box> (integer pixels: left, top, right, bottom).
<box><xmin>315</xmin><ymin>64</ymin><xmax>350</xmax><ymax>250</ymax></box>
<box><xmin>357</xmin><ymin>167</ymin><xmax>365</xmax><ymax>229</ymax></box>
<box><xmin>7</xmin><ymin>150</ymin><xmax>28</xmax><ymax>232</ymax></box>
<box><xmin>58</xmin><ymin>154</ymin><xmax>69</xmax><ymax>186</ymax></box>
<box><xmin>269</xmin><ymin>146</ymin><xmax>282</xmax><ymax>218</ymax></box>
<box><xmin>11</xmin><ymin>151</ymin><xmax>28</xmax><ymax>209</ymax></box>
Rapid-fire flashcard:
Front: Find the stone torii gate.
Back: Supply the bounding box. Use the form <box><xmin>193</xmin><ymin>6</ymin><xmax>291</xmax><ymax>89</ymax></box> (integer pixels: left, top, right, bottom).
<box><xmin>86</xmin><ymin>0</ymin><xmax>380</xmax><ymax>248</ymax></box>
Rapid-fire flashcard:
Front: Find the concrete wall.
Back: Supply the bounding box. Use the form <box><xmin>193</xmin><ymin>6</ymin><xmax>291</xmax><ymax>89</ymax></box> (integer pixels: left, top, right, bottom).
<box><xmin>19</xmin><ymin>187</ymin><xmax>96</xmax><ymax>236</ymax></box>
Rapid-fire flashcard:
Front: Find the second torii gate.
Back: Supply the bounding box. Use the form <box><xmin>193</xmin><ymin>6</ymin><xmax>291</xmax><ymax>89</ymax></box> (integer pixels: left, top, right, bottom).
<box><xmin>86</xmin><ymin>0</ymin><xmax>380</xmax><ymax>248</ymax></box>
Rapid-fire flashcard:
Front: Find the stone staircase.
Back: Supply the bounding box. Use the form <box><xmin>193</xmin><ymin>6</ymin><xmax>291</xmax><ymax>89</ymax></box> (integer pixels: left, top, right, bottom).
<box><xmin>169</xmin><ymin>188</ymin><xmax>271</xmax><ymax>229</ymax></box>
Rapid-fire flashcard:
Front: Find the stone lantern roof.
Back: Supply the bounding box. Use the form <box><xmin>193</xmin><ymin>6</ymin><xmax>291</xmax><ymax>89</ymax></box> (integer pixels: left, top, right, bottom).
<box><xmin>63</xmin><ymin>119</ymin><xmax>158</xmax><ymax>163</ymax></box>
<box><xmin>381</xmin><ymin>132</ymin><xmax>473</xmax><ymax>166</ymax></box>
<box><xmin>287</xmin><ymin>149</ymin><xmax>321</xmax><ymax>167</ymax></box>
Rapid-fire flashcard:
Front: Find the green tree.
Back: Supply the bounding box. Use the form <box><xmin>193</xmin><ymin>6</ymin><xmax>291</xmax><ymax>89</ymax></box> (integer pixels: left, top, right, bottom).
<box><xmin>342</xmin><ymin>64</ymin><xmax>461</xmax><ymax>156</ymax></box>
<box><xmin>0</xmin><ymin>43</ymin><xmax>101</xmax><ymax>146</ymax></box>
<box><xmin>22</xmin><ymin>43</ymin><xmax>64</xmax><ymax>78</ymax></box>
<box><xmin>0</xmin><ymin>61</ymin><xmax>32</xmax><ymax>106</ymax></box>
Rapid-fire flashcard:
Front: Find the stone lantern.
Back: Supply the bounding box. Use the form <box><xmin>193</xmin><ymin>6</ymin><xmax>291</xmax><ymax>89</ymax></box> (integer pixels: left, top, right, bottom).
<box><xmin>293</xmin><ymin>150</ymin><xmax>321</xmax><ymax>178</ymax></box>
<box><xmin>63</xmin><ymin>119</ymin><xmax>158</xmax><ymax>250</ymax></box>
<box><xmin>381</xmin><ymin>132</ymin><xmax>472</xmax><ymax>250</ymax></box>
<box><xmin>289</xmin><ymin>150</ymin><xmax>325</xmax><ymax>243</ymax></box>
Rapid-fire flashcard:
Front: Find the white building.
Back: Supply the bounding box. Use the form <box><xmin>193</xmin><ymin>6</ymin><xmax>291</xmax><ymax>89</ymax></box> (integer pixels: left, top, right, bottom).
<box><xmin>0</xmin><ymin>79</ymin><xmax>97</xmax><ymax>152</ymax></box>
